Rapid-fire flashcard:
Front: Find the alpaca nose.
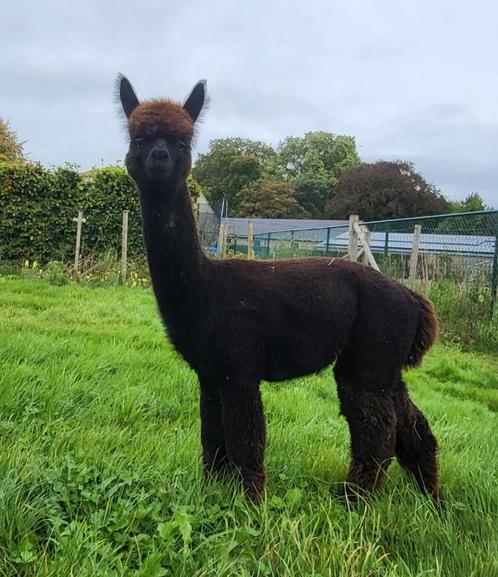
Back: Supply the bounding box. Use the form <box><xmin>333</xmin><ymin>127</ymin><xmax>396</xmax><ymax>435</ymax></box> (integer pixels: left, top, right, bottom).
<box><xmin>151</xmin><ymin>139</ymin><xmax>170</xmax><ymax>160</ymax></box>
<box><xmin>151</xmin><ymin>146</ymin><xmax>170</xmax><ymax>160</ymax></box>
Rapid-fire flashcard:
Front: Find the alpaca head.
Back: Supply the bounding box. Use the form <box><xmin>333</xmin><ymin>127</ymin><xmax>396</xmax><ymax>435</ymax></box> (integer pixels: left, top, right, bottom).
<box><xmin>118</xmin><ymin>75</ymin><xmax>206</xmax><ymax>188</ymax></box>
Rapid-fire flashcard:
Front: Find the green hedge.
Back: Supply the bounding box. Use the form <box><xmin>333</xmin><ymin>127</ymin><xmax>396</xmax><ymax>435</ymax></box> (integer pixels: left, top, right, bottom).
<box><xmin>0</xmin><ymin>162</ymin><xmax>143</xmax><ymax>262</ymax></box>
<box><xmin>0</xmin><ymin>162</ymin><xmax>79</xmax><ymax>261</ymax></box>
<box><xmin>79</xmin><ymin>166</ymin><xmax>143</xmax><ymax>257</ymax></box>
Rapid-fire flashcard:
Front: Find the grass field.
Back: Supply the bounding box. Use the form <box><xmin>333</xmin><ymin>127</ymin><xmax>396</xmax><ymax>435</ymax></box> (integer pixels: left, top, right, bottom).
<box><xmin>0</xmin><ymin>276</ymin><xmax>497</xmax><ymax>577</ymax></box>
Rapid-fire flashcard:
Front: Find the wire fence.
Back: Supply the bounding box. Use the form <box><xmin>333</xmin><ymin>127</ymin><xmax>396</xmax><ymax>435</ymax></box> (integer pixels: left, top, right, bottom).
<box><xmin>5</xmin><ymin>203</ymin><xmax>495</xmax><ymax>315</ymax></box>
<box><xmin>223</xmin><ymin>210</ymin><xmax>498</xmax><ymax>310</ymax></box>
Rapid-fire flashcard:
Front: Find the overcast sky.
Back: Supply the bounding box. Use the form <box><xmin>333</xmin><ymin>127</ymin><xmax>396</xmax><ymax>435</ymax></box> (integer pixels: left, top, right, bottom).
<box><xmin>2</xmin><ymin>0</ymin><xmax>498</xmax><ymax>207</ymax></box>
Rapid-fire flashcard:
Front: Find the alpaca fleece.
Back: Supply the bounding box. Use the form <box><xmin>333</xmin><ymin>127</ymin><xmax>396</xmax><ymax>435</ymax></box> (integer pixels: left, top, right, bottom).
<box><xmin>118</xmin><ymin>75</ymin><xmax>440</xmax><ymax>503</ymax></box>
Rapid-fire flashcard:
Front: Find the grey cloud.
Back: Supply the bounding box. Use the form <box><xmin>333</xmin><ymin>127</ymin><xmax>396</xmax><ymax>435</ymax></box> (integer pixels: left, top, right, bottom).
<box><xmin>1</xmin><ymin>0</ymin><xmax>497</xmax><ymax>207</ymax></box>
<box><xmin>359</xmin><ymin>103</ymin><xmax>498</xmax><ymax>206</ymax></box>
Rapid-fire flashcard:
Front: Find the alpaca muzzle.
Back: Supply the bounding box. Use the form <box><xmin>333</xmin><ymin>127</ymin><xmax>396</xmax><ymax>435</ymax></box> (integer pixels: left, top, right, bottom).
<box><xmin>145</xmin><ymin>141</ymin><xmax>174</xmax><ymax>180</ymax></box>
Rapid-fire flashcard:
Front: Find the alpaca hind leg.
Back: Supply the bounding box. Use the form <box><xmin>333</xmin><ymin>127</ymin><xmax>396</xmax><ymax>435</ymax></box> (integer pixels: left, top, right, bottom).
<box><xmin>220</xmin><ymin>381</ymin><xmax>266</xmax><ymax>501</ymax></box>
<box><xmin>336</xmin><ymin>374</ymin><xmax>397</xmax><ymax>496</ymax></box>
<box><xmin>393</xmin><ymin>383</ymin><xmax>439</xmax><ymax>500</ymax></box>
<box><xmin>199</xmin><ymin>378</ymin><xmax>228</xmax><ymax>476</ymax></box>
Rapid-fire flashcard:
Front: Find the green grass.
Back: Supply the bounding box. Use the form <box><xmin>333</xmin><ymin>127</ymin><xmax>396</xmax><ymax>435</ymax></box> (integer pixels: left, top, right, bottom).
<box><xmin>0</xmin><ymin>276</ymin><xmax>497</xmax><ymax>577</ymax></box>
<box><xmin>428</xmin><ymin>280</ymin><xmax>498</xmax><ymax>352</ymax></box>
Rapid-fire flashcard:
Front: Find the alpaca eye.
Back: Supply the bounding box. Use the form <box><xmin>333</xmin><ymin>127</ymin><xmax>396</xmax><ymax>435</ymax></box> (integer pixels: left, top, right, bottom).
<box><xmin>176</xmin><ymin>139</ymin><xmax>187</xmax><ymax>151</ymax></box>
<box><xmin>133</xmin><ymin>138</ymin><xmax>144</xmax><ymax>148</ymax></box>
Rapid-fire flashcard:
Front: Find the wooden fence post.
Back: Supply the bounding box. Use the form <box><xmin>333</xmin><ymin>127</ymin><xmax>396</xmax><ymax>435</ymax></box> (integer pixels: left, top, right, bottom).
<box><xmin>72</xmin><ymin>210</ymin><xmax>86</xmax><ymax>273</ymax></box>
<box><xmin>325</xmin><ymin>227</ymin><xmax>331</xmax><ymax>256</ymax></box>
<box><xmin>218</xmin><ymin>223</ymin><xmax>227</xmax><ymax>257</ymax></box>
<box><xmin>362</xmin><ymin>227</ymin><xmax>371</xmax><ymax>266</ymax></box>
<box><xmin>222</xmin><ymin>223</ymin><xmax>228</xmax><ymax>258</ymax></box>
<box><xmin>384</xmin><ymin>229</ymin><xmax>390</xmax><ymax>256</ymax></box>
<box><xmin>348</xmin><ymin>215</ymin><xmax>359</xmax><ymax>262</ymax></box>
<box><xmin>121</xmin><ymin>210</ymin><xmax>129</xmax><ymax>284</ymax></box>
<box><xmin>217</xmin><ymin>223</ymin><xmax>224</xmax><ymax>256</ymax></box>
<box><xmin>353</xmin><ymin>222</ymin><xmax>380</xmax><ymax>272</ymax></box>
<box><xmin>247</xmin><ymin>219</ymin><xmax>254</xmax><ymax>259</ymax></box>
<box><xmin>408</xmin><ymin>224</ymin><xmax>422</xmax><ymax>288</ymax></box>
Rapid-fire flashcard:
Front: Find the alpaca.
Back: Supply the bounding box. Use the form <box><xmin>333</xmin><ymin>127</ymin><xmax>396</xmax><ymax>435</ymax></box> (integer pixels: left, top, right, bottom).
<box><xmin>117</xmin><ymin>75</ymin><xmax>440</xmax><ymax>502</ymax></box>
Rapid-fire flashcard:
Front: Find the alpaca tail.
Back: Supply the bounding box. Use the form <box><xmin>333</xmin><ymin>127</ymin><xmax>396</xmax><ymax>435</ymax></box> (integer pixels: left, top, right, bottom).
<box><xmin>404</xmin><ymin>290</ymin><xmax>439</xmax><ymax>368</ymax></box>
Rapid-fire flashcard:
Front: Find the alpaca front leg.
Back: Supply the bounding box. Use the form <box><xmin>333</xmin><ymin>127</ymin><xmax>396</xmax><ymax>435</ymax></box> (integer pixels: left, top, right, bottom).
<box><xmin>199</xmin><ymin>379</ymin><xmax>228</xmax><ymax>476</ymax></box>
<box><xmin>337</xmin><ymin>378</ymin><xmax>397</xmax><ymax>497</ymax></box>
<box><xmin>221</xmin><ymin>381</ymin><xmax>266</xmax><ymax>501</ymax></box>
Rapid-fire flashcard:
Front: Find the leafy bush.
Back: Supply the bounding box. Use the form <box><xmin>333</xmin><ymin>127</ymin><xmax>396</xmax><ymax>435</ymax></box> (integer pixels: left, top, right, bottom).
<box><xmin>0</xmin><ymin>162</ymin><xmax>143</xmax><ymax>263</ymax></box>
<box><xmin>0</xmin><ymin>162</ymin><xmax>207</xmax><ymax>265</ymax></box>
<box><xmin>44</xmin><ymin>261</ymin><xmax>70</xmax><ymax>286</ymax></box>
<box><xmin>0</xmin><ymin>260</ymin><xmax>21</xmax><ymax>276</ymax></box>
<box><xmin>0</xmin><ymin>118</ymin><xmax>25</xmax><ymax>162</ymax></box>
<box><xmin>0</xmin><ymin>162</ymin><xmax>79</xmax><ymax>261</ymax></box>
<box><xmin>79</xmin><ymin>166</ymin><xmax>143</xmax><ymax>257</ymax></box>
<box><xmin>428</xmin><ymin>279</ymin><xmax>498</xmax><ymax>352</ymax></box>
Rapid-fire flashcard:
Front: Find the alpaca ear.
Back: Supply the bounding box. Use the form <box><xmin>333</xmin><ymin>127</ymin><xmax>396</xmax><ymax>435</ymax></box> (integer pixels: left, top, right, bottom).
<box><xmin>183</xmin><ymin>80</ymin><xmax>206</xmax><ymax>123</ymax></box>
<box><xmin>118</xmin><ymin>74</ymin><xmax>140</xmax><ymax>118</ymax></box>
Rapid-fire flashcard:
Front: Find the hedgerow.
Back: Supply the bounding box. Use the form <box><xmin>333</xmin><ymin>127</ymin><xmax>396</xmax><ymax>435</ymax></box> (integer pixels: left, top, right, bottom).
<box><xmin>0</xmin><ymin>162</ymin><xmax>80</xmax><ymax>261</ymax></box>
<box><xmin>0</xmin><ymin>162</ymin><xmax>142</xmax><ymax>262</ymax></box>
<box><xmin>0</xmin><ymin>162</ymin><xmax>205</xmax><ymax>263</ymax></box>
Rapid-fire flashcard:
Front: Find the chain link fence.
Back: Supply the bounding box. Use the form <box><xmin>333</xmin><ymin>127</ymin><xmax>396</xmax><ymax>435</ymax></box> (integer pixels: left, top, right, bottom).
<box><xmin>222</xmin><ymin>211</ymin><xmax>498</xmax><ymax>317</ymax></box>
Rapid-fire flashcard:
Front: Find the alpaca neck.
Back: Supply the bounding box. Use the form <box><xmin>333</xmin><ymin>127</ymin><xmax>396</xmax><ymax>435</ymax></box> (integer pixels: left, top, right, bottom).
<box><xmin>138</xmin><ymin>179</ymin><xmax>206</xmax><ymax>320</ymax></box>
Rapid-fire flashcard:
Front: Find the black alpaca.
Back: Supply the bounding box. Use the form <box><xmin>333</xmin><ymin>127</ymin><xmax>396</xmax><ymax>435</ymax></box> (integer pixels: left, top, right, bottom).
<box><xmin>117</xmin><ymin>76</ymin><xmax>439</xmax><ymax>501</ymax></box>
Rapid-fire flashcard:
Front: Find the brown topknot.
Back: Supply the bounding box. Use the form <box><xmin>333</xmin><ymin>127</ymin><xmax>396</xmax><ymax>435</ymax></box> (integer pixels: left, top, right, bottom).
<box><xmin>128</xmin><ymin>99</ymin><xmax>195</xmax><ymax>140</ymax></box>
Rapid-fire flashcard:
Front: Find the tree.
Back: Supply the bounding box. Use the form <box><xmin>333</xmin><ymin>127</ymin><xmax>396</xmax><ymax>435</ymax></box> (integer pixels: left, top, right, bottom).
<box><xmin>440</xmin><ymin>193</ymin><xmax>494</xmax><ymax>235</ymax></box>
<box><xmin>187</xmin><ymin>173</ymin><xmax>203</xmax><ymax>203</ymax></box>
<box><xmin>325</xmin><ymin>160</ymin><xmax>450</xmax><ymax>220</ymax></box>
<box><xmin>0</xmin><ymin>118</ymin><xmax>25</xmax><ymax>162</ymax></box>
<box><xmin>276</xmin><ymin>132</ymin><xmax>360</xmax><ymax>217</ymax></box>
<box><xmin>233</xmin><ymin>179</ymin><xmax>310</xmax><ymax>219</ymax></box>
<box><xmin>193</xmin><ymin>133</ymin><xmax>361</xmax><ymax>218</ymax></box>
<box><xmin>225</xmin><ymin>156</ymin><xmax>262</xmax><ymax>198</ymax></box>
<box><xmin>277</xmin><ymin>132</ymin><xmax>360</xmax><ymax>180</ymax></box>
<box><xmin>293</xmin><ymin>172</ymin><xmax>333</xmax><ymax>218</ymax></box>
<box><xmin>192</xmin><ymin>138</ymin><xmax>276</xmax><ymax>212</ymax></box>
<box><xmin>449</xmin><ymin>192</ymin><xmax>488</xmax><ymax>213</ymax></box>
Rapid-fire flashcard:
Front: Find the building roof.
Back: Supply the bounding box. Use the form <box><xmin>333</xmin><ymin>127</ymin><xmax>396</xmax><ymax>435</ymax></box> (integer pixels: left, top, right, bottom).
<box><xmin>330</xmin><ymin>231</ymin><xmax>495</xmax><ymax>256</ymax></box>
<box><xmin>197</xmin><ymin>192</ymin><xmax>216</xmax><ymax>215</ymax></box>
<box><xmin>225</xmin><ymin>217</ymin><xmax>348</xmax><ymax>237</ymax></box>
<box><xmin>306</xmin><ymin>230</ymin><xmax>494</xmax><ymax>257</ymax></box>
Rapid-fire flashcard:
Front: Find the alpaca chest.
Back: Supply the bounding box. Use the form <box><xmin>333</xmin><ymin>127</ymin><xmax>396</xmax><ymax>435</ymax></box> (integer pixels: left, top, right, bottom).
<box><xmin>163</xmin><ymin>312</ymin><xmax>216</xmax><ymax>374</ymax></box>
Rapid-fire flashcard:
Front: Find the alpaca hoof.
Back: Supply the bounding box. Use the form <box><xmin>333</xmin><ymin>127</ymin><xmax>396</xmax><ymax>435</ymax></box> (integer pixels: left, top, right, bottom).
<box><xmin>203</xmin><ymin>457</ymin><xmax>232</xmax><ymax>480</ymax></box>
<box><xmin>345</xmin><ymin>461</ymin><xmax>388</xmax><ymax>495</ymax></box>
<box><xmin>429</xmin><ymin>486</ymin><xmax>442</xmax><ymax>508</ymax></box>
<box><xmin>341</xmin><ymin>482</ymin><xmax>373</xmax><ymax>504</ymax></box>
<box><xmin>243</xmin><ymin>474</ymin><xmax>266</xmax><ymax>503</ymax></box>
<box><xmin>413</xmin><ymin>477</ymin><xmax>440</xmax><ymax>505</ymax></box>
<box><xmin>244</xmin><ymin>483</ymin><xmax>264</xmax><ymax>503</ymax></box>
